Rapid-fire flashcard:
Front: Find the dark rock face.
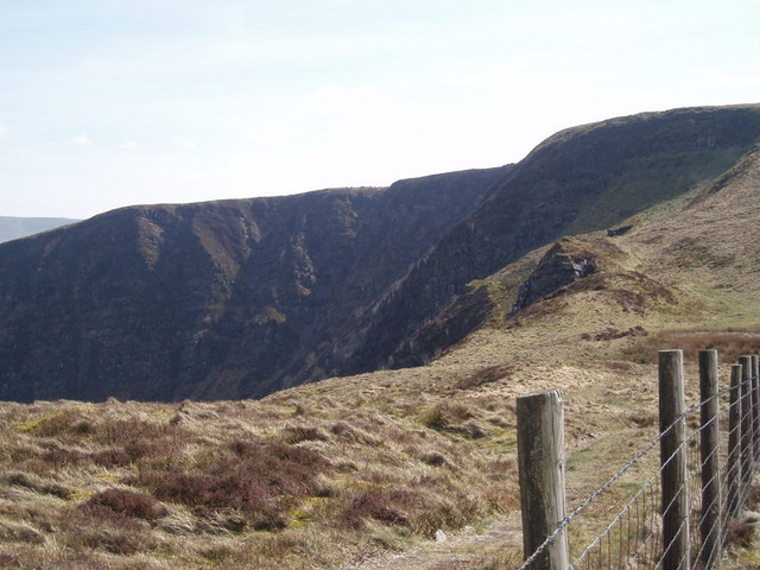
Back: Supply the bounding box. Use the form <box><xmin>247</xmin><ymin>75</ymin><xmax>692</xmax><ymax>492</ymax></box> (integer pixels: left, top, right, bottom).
<box><xmin>0</xmin><ymin>168</ymin><xmax>507</xmax><ymax>402</ymax></box>
<box><xmin>510</xmin><ymin>241</ymin><xmax>596</xmax><ymax>314</ymax></box>
<box><xmin>607</xmin><ymin>225</ymin><xmax>633</xmax><ymax>237</ymax></box>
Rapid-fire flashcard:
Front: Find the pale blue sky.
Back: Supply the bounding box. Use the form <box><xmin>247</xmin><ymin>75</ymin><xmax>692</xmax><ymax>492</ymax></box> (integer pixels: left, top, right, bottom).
<box><xmin>1</xmin><ymin>0</ymin><xmax>758</xmax><ymax>218</ymax></box>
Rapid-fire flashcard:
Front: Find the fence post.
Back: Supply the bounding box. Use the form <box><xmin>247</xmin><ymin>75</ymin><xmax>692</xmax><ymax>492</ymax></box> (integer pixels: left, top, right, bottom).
<box><xmin>727</xmin><ymin>364</ymin><xmax>743</xmax><ymax>518</ymax></box>
<box><xmin>699</xmin><ymin>350</ymin><xmax>722</xmax><ymax>569</ymax></box>
<box><xmin>753</xmin><ymin>355</ymin><xmax>760</xmax><ymax>463</ymax></box>
<box><xmin>659</xmin><ymin>350</ymin><xmax>690</xmax><ymax>570</ymax></box>
<box><xmin>739</xmin><ymin>355</ymin><xmax>754</xmax><ymax>487</ymax></box>
<box><xmin>517</xmin><ymin>389</ymin><xmax>569</xmax><ymax>570</ymax></box>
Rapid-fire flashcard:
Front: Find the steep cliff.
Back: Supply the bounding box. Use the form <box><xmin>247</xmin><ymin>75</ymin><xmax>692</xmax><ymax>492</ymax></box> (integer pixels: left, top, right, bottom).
<box><xmin>0</xmin><ymin>168</ymin><xmax>506</xmax><ymax>402</ymax></box>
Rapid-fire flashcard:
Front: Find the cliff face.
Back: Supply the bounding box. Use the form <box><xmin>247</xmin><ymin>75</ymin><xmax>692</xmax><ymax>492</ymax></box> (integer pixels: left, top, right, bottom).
<box><xmin>0</xmin><ymin>168</ymin><xmax>506</xmax><ymax>402</ymax></box>
<box><xmin>509</xmin><ymin>239</ymin><xmax>597</xmax><ymax>315</ymax></box>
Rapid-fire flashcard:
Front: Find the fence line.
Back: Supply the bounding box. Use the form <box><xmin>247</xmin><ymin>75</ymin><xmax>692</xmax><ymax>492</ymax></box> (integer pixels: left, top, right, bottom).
<box><xmin>516</xmin><ymin>350</ymin><xmax>760</xmax><ymax>570</ymax></box>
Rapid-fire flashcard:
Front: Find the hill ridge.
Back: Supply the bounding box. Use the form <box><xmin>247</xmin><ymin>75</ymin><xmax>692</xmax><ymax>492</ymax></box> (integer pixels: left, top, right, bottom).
<box><xmin>1</xmin><ymin>104</ymin><xmax>760</xmax><ymax>402</ymax></box>
<box><xmin>0</xmin><ymin>167</ymin><xmax>505</xmax><ymax>402</ymax></box>
<box><xmin>333</xmin><ymin>104</ymin><xmax>760</xmax><ymax>375</ymax></box>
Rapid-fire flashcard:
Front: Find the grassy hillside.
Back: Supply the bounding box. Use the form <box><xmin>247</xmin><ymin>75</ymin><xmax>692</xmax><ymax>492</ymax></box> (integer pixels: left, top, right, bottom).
<box><xmin>2</xmin><ymin>139</ymin><xmax>760</xmax><ymax>569</ymax></box>
<box><xmin>342</xmin><ymin>105</ymin><xmax>760</xmax><ymax>376</ymax></box>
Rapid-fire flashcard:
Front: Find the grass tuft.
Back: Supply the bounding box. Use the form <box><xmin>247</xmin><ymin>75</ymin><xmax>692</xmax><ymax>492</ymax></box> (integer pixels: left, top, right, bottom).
<box><xmin>337</xmin><ymin>490</ymin><xmax>413</xmax><ymax>530</ymax></box>
<box><xmin>83</xmin><ymin>488</ymin><xmax>166</xmax><ymax>520</ymax></box>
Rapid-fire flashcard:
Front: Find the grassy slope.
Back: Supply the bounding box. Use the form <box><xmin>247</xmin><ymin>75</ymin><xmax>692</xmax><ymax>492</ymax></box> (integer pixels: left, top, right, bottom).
<box><xmin>361</xmin><ymin>105</ymin><xmax>760</xmax><ymax>375</ymax></box>
<box><xmin>1</xmin><ymin>148</ymin><xmax>760</xmax><ymax>569</ymax></box>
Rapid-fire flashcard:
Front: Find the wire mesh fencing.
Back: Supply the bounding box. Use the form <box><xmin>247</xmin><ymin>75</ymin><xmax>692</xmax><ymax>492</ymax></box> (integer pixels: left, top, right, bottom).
<box><xmin>516</xmin><ymin>351</ymin><xmax>760</xmax><ymax>570</ymax></box>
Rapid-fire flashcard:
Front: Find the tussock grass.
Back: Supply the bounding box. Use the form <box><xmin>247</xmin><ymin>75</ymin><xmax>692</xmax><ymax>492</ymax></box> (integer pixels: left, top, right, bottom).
<box><xmin>0</xmin><ymin>383</ymin><xmax>518</xmax><ymax>569</ymax></box>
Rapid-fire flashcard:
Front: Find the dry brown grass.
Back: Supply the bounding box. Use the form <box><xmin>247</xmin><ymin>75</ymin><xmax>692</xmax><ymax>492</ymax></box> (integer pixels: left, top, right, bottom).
<box><xmin>622</xmin><ymin>327</ymin><xmax>760</xmax><ymax>365</ymax></box>
<box><xmin>0</xmin><ymin>380</ymin><xmax>520</xmax><ymax>569</ymax></box>
<box><xmin>0</xmin><ymin>332</ymin><xmax>675</xmax><ymax>570</ymax></box>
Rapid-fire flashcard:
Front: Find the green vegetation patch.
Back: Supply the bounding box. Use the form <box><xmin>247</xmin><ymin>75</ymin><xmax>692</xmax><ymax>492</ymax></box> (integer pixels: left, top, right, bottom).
<box><xmin>568</xmin><ymin>147</ymin><xmax>748</xmax><ymax>234</ymax></box>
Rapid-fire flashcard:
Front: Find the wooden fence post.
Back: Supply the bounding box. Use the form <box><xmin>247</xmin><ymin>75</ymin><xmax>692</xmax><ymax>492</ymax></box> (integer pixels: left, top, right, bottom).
<box><xmin>727</xmin><ymin>364</ymin><xmax>743</xmax><ymax>518</ymax></box>
<box><xmin>753</xmin><ymin>355</ymin><xmax>760</xmax><ymax>463</ymax></box>
<box><xmin>699</xmin><ymin>350</ymin><xmax>722</xmax><ymax>569</ymax></box>
<box><xmin>739</xmin><ymin>355</ymin><xmax>754</xmax><ymax>486</ymax></box>
<box><xmin>659</xmin><ymin>350</ymin><xmax>690</xmax><ymax>570</ymax></box>
<box><xmin>517</xmin><ymin>389</ymin><xmax>569</xmax><ymax>570</ymax></box>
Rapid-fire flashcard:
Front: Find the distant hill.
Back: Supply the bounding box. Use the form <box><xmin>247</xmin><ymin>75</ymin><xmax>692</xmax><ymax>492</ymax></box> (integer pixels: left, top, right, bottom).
<box><xmin>1</xmin><ymin>104</ymin><xmax>759</xmax><ymax>403</ymax></box>
<box><xmin>0</xmin><ymin>216</ymin><xmax>79</xmax><ymax>243</ymax></box>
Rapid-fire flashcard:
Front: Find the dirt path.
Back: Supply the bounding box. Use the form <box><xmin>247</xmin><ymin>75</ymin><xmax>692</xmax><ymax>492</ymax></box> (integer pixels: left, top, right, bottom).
<box><xmin>337</xmin><ymin>514</ymin><xmax>522</xmax><ymax>570</ymax></box>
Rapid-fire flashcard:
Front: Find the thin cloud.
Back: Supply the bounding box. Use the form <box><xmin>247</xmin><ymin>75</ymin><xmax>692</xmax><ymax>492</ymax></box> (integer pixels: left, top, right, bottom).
<box><xmin>0</xmin><ymin>125</ymin><xmax>9</xmax><ymax>137</ymax></box>
<box><xmin>242</xmin><ymin>132</ymin><xmax>261</xmax><ymax>144</ymax></box>
<box><xmin>119</xmin><ymin>141</ymin><xmax>139</xmax><ymax>150</ymax></box>
<box><xmin>310</xmin><ymin>84</ymin><xmax>393</xmax><ymax>113</ymax></box>
<box><xmin>170</xmin><ymin>136</ymin><xmax>198</xmax><ymax>150</ymax></box>
<box><xmin>242</xmin><ymin>128</ymin><xmax>292</xmax><ymax>147</ymax></box>
<box><xmin>72</xmin><ymin>134</ymin><xmax>93</xmax><ymax>146</ymax></box>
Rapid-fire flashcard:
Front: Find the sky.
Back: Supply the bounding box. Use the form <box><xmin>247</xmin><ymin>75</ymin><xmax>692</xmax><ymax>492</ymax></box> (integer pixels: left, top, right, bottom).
<box><xmin>1</xmin><ymin>1</ymin><xmax>759</xmax><ymax>219</ymax></box>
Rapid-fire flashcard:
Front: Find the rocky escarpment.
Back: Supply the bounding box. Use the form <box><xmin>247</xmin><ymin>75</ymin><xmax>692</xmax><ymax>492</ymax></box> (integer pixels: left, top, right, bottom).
<box><xmin>509</xmin><ymin>239</ymin><xmax>598</xmax><ymax>314</ymax></box>
<box><xmin>0</xmin><ymin>167</ymin><xmax>507</xmax><ymax>402</ymax></box>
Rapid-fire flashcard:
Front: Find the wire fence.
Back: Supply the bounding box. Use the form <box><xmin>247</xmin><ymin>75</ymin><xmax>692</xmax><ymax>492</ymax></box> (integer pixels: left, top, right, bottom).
<box><xmin>516</xmin><ymin>351</ymin><xmax>760</xmax><ymax>570</ymax></box>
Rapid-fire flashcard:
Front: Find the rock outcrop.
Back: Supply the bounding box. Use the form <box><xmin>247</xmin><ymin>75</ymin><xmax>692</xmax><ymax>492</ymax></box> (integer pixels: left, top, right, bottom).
<box><xmin>510</xmin><ymin>240</ymin><xmax>597</xmax><ymax>314</ymax></box>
